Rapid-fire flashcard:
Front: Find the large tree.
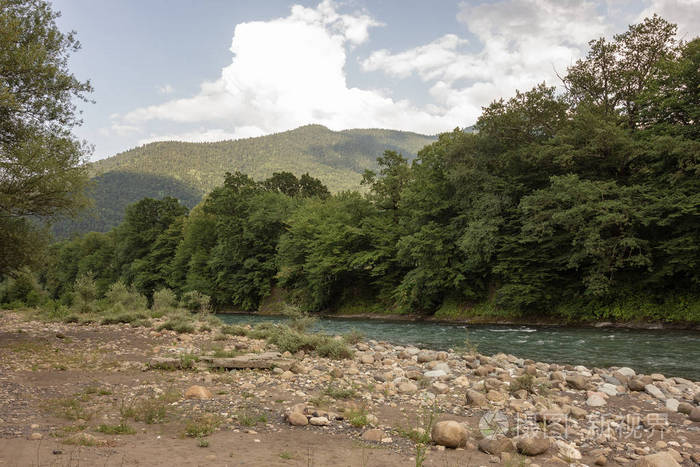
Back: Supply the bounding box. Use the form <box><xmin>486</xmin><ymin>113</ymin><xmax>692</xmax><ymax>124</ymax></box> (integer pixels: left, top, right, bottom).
<box><xmin>0</xmin><ymin>0</ymin><xmax>92</xmax><ymax>275</ymax></box>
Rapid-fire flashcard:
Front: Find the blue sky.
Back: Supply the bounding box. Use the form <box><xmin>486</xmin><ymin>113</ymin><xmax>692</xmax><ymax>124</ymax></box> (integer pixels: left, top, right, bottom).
<box><xmin>52</xmin><ymin>0</ymin><xmax>700</xmax><ymax>161</ymax></box>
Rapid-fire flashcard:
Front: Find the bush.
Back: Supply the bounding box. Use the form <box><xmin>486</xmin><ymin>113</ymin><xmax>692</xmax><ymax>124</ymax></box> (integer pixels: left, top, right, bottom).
<box><xmin>71</xmin><ymin>273</ymin><xmax>98</xmax><ymax>314</ymax></box>
<box><xmin>100</xmin><ymin>303</ymin><xmax>147</xmax><ymax>325</ymax></box>
<box><xmin>180</xmin><ymin>290</ymin><xmax>211</xmax><ymax>314</ymax></box>
<box><xmin>152</xmin><ymin>288</ymin><xmax>178</xmax><ymax>314</ymax></box>
<box><xmin>316</xmin><ymin>338</ymin><xmax>354</xmax><ymax>359</ymax></box>
<box><xmin>157</xmin><ymin>314</ymin><xmax>195</xmax><ymax>333</ymax></box>
<box><xmin>104</xmin><ymin>281</ymin><xmax>147</xmax><ymax>311</ymax></box>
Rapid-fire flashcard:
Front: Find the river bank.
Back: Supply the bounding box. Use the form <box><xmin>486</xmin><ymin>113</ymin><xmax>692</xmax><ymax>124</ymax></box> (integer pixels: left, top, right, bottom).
<box><xmin>2</xmin><ymin>310</ymin><xmax>698</xmax><ymax>466</ymax></box>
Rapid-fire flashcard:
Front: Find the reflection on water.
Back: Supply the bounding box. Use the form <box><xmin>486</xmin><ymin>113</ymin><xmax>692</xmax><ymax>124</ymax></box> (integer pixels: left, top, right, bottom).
<box><xmin>217</xmin><ymin>314</ymin><xmax>700</xmax><ymax>380</ymax></box>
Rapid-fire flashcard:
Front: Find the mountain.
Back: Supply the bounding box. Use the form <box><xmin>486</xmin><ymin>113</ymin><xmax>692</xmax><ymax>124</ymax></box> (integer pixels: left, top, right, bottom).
<box><xmin>52</xmin><ymin>125</ymin><xmax>436</xmax><ymax>238</ymax></box>
<box><xmin>91</xmin><ymin>124</ymin><xmax>437</xmax><ymax>193</ymax></box>
<box><xmin>51</xmin><ymin>171</ymin><xmax>202</xmax><ymax>239</ymax></box>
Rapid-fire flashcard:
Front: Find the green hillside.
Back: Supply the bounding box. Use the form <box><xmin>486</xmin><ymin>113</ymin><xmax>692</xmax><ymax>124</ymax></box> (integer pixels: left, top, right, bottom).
<box><xmin>91</xmin><ymin>124</ymin><xmax>436</xmax><ymax>193</ymax></box>
<box><xmin>51</xmin><ymin>171</ymin><xmax>202</xmax><ymax>239</ymax></box>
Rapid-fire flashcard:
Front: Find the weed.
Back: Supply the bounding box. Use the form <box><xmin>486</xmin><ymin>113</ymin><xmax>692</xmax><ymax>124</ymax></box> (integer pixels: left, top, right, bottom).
<box><xmin>95</xmin><ymin>423</ymin><xmax>135</xmax><ymax>435</ymax></box>
<box><xmin>509</xmin><ymin>374</ymin><xmax>536</xmax><ymax>394</ymax></box>
<box><xmin>280</xmin><ymin>451</ymin><xmax>293</xmax><ymax>459</ymax></box>
<box><xmin>323</xmin><ymin>383</ymin><xmax>356</xmax><ymax>400</ymax></box>
<box><xmin>346</xmin><ymin>408</ymin><xmax>369</xmax><ymax>428</ymax></box>
<box><xmin>236</xmin><ymin>410</ymin><xmax>267</xmax><ymax>427</ymax></box>
<box><xmin>197</xmin><ymin>438</ymin><xmax>209</xmax><ymax>448</ymax></box>
<box><xmin>184</xmin><ymin>414</ymin><xmax>222</xmax><ymax>438</ymax></box>
<box><xmin>342</xmin><ymin>329</ymin><xmax>364</xmax><ymax>345</ymax></box>
<box><xmin>45</xmin><ymin>397</ymin><xmax>93</xmax><ymax>421</ymax></box>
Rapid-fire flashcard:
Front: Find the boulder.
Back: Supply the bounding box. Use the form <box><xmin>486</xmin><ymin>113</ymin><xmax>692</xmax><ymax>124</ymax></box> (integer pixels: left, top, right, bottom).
<box><xmin>288</xmin><ymin>412</ymin><xmax>309</xmax><ymax>426</ymax></box>
<box><xmin>628</xmin><ymin>378</ymin><xmax>646</xmax><ymax>391</ymax></box>
<box><xmin>645</xmin><ymin>384</ymin><xmax>666</xmax><ymax>400</ymax></box>
<box><xmin>466</xmin><ymin>389</ymin><xmax>488</xmax><ymax>407</ymax></box>
<box><xmin>631</xmin><ymin>452</ymin><xmax>680</xmax><ymax>467</ymax></box>
<box><xmin>556</xmin><ymin>440</ymin><xmax>582</xmax><ymax>461</ymax></box>
<box><xmin>516</xmin><ymin>436</ymin><xmax>550</xmax><ymax>456</ymax></box>
<box><xmin>689</xmin><ymin>407</ymin><xmax>700</xmax><ymax>422</ymax></box>
<box><xmin>677</xmin><ymin>402</ymin><xmax>694</xmax><ymax>415</ymax></box>
<box><xmin>586</xmin><ymin>394</ymin><xmax>607</xmax><ymax>407</ymax></box>
<box><xmin>184</xmin><ymin>385</ymin><xmax>212</xmax><ymax>400</ymax></box>
<box><xmin>398</xmin><ymin>382</ymin><xmax>418</xmax><ymax>394</ymax></box>
<box><xmin>431</xmin><ymin>421</ymin><xmax>468</xmax><ymax>448</ymax></box>
<box><xmin>430</xmin><ymin>382</ymin><xmax>449</xmax><ymax>394</ymax></box>
<box><xmin>565</xmin><ymin>374</ymin><xmax>588</xmax><ymax>390</ymax></box>
<box><xmin>309</xmin><ymin>416</ymin><xmax>330</xmax><ymax>426</ymax></box>
<box><xmin>208</xmin><ymin>352</ymin><xmax>294</xmax><ymax>371</ymax></box>
<box><xmin>417</xmin><ymin>350</ymin><xmax>437</xmax><ymax>363</ymax></box>
<box><xmin>478</xmin><ymin>437</ymin><xmax>515</xmax><ymax>455</ymax></box>
<box><xmin>617</xmin><ymin>367</ymin><xmax>636</xmax><ymax>377</ymax></box>
<box><xmin>361</xmin><ymin>429</ymin><xmax>384</xmax><ymax>442</ymax></box>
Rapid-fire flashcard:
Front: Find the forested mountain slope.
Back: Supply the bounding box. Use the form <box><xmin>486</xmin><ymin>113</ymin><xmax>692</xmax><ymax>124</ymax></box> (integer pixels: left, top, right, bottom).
<box><xmin>91</xmin><ymin>125</ymin><xmax>437</xmax><ymax>193</ymax></box>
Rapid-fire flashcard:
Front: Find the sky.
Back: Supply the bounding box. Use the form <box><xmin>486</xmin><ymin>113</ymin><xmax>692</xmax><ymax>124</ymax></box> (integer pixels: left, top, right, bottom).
<box><xmin>51</xmin><ymin>0</ymin><xmax>700</xmax><ymax>161</ymax></box>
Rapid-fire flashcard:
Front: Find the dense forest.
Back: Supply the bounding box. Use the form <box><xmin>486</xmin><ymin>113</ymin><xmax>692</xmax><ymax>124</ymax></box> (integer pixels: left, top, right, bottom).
<box><xmin>92</xmin><ymin>125</ymin><xmax>437</xmax><ymax>194</ymax></box>
<box><xmin>3</xmin><ymin>16</ymin><xmax>698</xmax><ymax>323</ymax></box>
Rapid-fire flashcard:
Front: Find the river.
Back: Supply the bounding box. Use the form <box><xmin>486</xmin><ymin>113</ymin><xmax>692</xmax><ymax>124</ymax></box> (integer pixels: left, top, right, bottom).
<box><xmin>217</xmin><ymin>314</ymin><xmax>700</xmax><ymax>381</ymax></box>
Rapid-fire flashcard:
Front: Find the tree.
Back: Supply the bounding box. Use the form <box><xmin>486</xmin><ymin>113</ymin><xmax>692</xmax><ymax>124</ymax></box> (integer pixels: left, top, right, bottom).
<box><xmin>0</xmin><ymin>0</ymin><xmax>92</xmax><ymax>275</ymax></box>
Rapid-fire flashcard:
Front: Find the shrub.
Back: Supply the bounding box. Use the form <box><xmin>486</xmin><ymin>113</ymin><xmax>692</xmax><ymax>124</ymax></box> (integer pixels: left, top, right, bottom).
<box><xmin>71</xmin><ymin>273</ymin><xmax>98</xmax><ymax>314</ymax></box>
<box><xmin>157</xmin><ymin>314</ymin><xmax>195</xmax><ymax>333</ymax></box>
<box><xmin>104</xmin><ymin>281</ymin><xmax>148</xmax><ymax>311</ymax></box>
<box><xmin>152</xmin><ymin>288</ymin><xmax>178</xmax><ymax>314</ymax></box>
<box><xmin>180</xmin><ymin>290</ymin><xmax>211</xmax><ymax>314</ymax></box>
<box><xmin>316</xmin><ymin>338</ymin><xmax>354</xmax><ymax>359</ymax></box>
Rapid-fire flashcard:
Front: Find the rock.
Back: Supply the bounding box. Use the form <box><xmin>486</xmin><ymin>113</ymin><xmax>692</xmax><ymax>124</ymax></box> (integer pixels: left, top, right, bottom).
<box><xmin>430</xmin><ymin>382</ymin><xmax>449</xmax><ymax>394</ymax></box>
<box><xmin>424</xmin><ymin>369</ymin><xmax>448</xmax><ymax>378</ymax></box>
<box><xmin>30</xmin><ymin>433</ymin><xmax>42</xmax><ymax>440</ymax></box>
<box><xmin>431</xmin><ymin>421</ymin><xmax>468</xmax><ymax>449</ymax></box>
<box><xmin>478</xmin><ymin>437</ymin><xmax>515</xmax><ymax>455</ymax></box>
<box><xmin>665</xmin><ymin>398</ymin><xmax>679</xmax><ymax>412</ymax></box>
<box><xmin>595</xmin><ymin>455</ymin><xmax>608</xmax><ymax>465</ymax></box>
<box><xmin>628</xmin><ymin>378</ymin><xmax>646</xmax><ymax>391</ymax></box>
<box><xmin>689</xmin><ymin>407</ymin><xmax>700</xmax><ymax>422</ymax></box>
<box><xmin>184</xmin><ymin>385</ymin><xmax>212</xmax><ymax>400</ymax></box>
<box><xmin>617</xmin><ymin>367</ymin><xmax>636</xmax><ymax>377</ymax></box>
<box><xmin>556</xmin><ymin>440</ymin><xmax>582</xmax><ymax>462</ymax></box>
<box><xmin>631</xmin><ymin>452</ymin><xmax>680</xmax><ymax>467</ymax></box>
<box><xmin>361</xmin><ymin>429</ymin><xmax>384</xmax><ymax>442</ymax></box>
<box><xmin>208</xmin><ymin>352</ymin><xmax>293</xmax><ymax>371</ymax></box>
<box><xmin>566</xmin><ymin>374</ymin><xmax>588</xmax><ymax>390</ymax></box>
<box><xmin>466</xmin><ymin>389</ymin><xmax>488</xmax><ymax>407</ymax></box>
<box><xmin>644</xmin><ymin>384</ymin><xmax>666</xmax><ymax>400</ymax></box>
<box><xmin>398</xmin><ymin>382</ymin><xmax>418</xmax><ymax>394</ymax></box>
<box><xmin>587</xmin><ymin>394</ymin><xmax>607</xmax><ymax>407</ymax></box>
<box><xmin>288</xmin><ymin>412</ymin><xmax>309</xmax><ymax>426</ymax></box>
<box><xmin>650</xmin><ymin>373</ymin><xmax>665</xmax><ymax>381</ymax></box>
<box><xmin>694</xmin><ymin>392</ymin><xmax>700</xmax><ymax>403</ymax></box>
<box><xmin>359</xmin><ymin>354</ymin><xmax>375</xmax><ymax>364</ymax></box>
<box><xmin>516</xmin><ymin>436</ymin><xmax>550</xmax><ymax>456</ymax></box>
<box><xmin>569</xmin><ymin>406</ymin><xmax>588</xmax><ymax>419</ymax></box>
<box><xmin>309</xmin><ymin>416</ymin><xmax>330</xmax><ymax>426</ymax></box>
<box><xmin>454</xmin><ymin>375</ymin><xmax>470</xmax><ymax>387</ymax></box>
<box><xmin>677</xmin><ymin>402</ymin><xmax>693</xmax><ymax>415</ymax></box>
<box><xmin>599</xmin><ymin>383</ymin><xmax>618</xmax><ymax>396</ymax></box>
<box><xmin>417</xmin><ymin>350</ymin><xmax>437</xmax><ymax>363</ymax></box>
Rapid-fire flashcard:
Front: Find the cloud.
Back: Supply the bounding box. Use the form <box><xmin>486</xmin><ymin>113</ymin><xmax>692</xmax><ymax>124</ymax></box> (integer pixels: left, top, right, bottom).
<box><xmin>116</xmin><ymin>0</ymin><xmax>452</xmax><ymax>138</ymax></box>
<box><xmin>638</xmin><ymin>0</ymin><xmax>700</xmax><ymax>39</ymax></box>
<box><xmin>108</xmin><ymin>0</ymin><xmax>699</xmax><ymax>152</ymax></box>
<box><xmin>363</xmin><ymin>0</ymin><xmax>609</xmax><ymax>126</ymax></box>
<box><xmin>157</xmin><ymin>84</ymin><xmax>175</xmax><ymax>95</ymax></box>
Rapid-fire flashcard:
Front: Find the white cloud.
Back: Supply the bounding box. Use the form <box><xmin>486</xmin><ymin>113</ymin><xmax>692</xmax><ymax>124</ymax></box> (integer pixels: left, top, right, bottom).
<box><xmin>638</xmin><ymin>0</ymin><xmax>700</xmax><ymax>40</ymax></box>
<box><xmin>108</xmin><ymin>0</ymin><xmax>699</xmax><ymax>151</ymax></box>
<box><xmin>363</xmin><ymin>0</ymin><xmax>609</xmax><ymax>127</ymax></box>
<box><xmin>115</xmin><ymin>0</ymin><xmax>452</xmax><ymax>138</ymax></box>
<box><xmin>157</xmin><ymin>84</ymin><xmax>175</xmax><ymax>95</ymax></box>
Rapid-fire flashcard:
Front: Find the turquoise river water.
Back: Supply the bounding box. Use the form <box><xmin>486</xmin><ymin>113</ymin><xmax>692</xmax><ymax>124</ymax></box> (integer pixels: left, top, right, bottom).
<box><xmin>217</xmin><ymin>314</ymin><xmax>700</xmax><ymax>381</ymax></box>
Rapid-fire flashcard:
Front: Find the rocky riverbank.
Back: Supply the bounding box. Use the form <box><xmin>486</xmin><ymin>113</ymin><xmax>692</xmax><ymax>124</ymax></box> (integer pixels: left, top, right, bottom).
<box><xmin>0</xmin><ymin>310</ymin><xmax>698</xmax><ymax>466</ymax></box>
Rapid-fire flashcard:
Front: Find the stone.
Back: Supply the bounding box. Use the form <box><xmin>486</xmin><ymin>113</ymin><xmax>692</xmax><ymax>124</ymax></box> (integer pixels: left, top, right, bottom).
<box><xmin>599</xmin><ymin>383</ymin><xmax>618</xmax><ymax>396</ymax></box>
<box><xmin>595</xmin><ymin>455</ymin><xmax>608</xmax><ymax>465</ymax></box>
<box><xmin>288</xmin><ymin>412</ymin><xmax>308</xmax><ymax>426</ymax></box>
<box><xmin>677</xmin><ymin>402</ymin><xmax>693</xmax><ymax>415</ymax></box>
<box><xmin>587</xmin><ymin>394</ymin><xmax>607</xmax><ymax>407</ymax></box>
<box><xmin>556</xmin><ymin>440</ymin><xmax>582</xmax><ymax>462</ymax></box>
<box><xmin>569</xmin><ymin>406</ymin><xmax>588</xmax><ymax>419</ymax></box>
<box><xmin>631</xmin><ymin>452</ymin><xmax>680</xmax><ymax>467</ymax></box>
<box><xmin>478</xmin><ymin>437</ymin><xmax>516</xmax><ymax>455</ymax></box>
<box><xmin>466</xmin><ymin>389</ymin><xmax>488</xmax><ymax>407</ymax></box>
<box><xmin>184</xmin><ymin>385</ymin><xmax>212</xmax><ymax>400</ymax></box>
<box><xmin>424</xmin><ymin>370</ymin><xmax>448</xmax><ymax>378</ymax></box>
<box><xmin>309</xmin><ymin>416</ymin><xmax>330</xmax><ymax>426</ymax></box>
<box><xmin>566</xmin><ymin>374</ymin><xmax>588</xmax><ymax>390</ymax></box>
<box><xmin>30</xmin><ymin>433</ymin><xmax>42</xmax><ymax>440</ymax></box>
<box><xmin>361</xmin><ymin>429</ymin><xmax>384</xmax><ymax>442</ymax></box>
<box><xmin>398</xmin><ymin>382</ymin><xmax>418</xmax><ymax>394</ymax></box>
<box><xmin>431</xmin><ymin>421</ymin><xmax>468</xmax><ymax>449</ymax></box>
<box><xmin>208</xmin><ymin>352</ymin><xmax>293</xmax><ymax>371</ymax></box>
<box><xmin>417</xmin><ymin>350</ymin><xmax>437</xmax><ymax>363</ymax></box>
<box><xmin>689</xmin><ymin>407</ymin><xmax>700</xmax><ymax>422</ymax></box>
<box><xmin>454</xmin><ymin>375</ymin><xmax>470</xmax><ymax>387</ymax></box>
<box><xmin>430</xmin><ymin>382</ymin><xmax>449</xmax><ymax>394</ymax></box>
<box><xmin>617</xmin><ymin>367</ymin><xmax>636</xmax><ymax>377</ymax></box>
<box><xmin>665</xmin><ymin>398</ymin><xmax>679</xmax><ymax>412</ymax></box>
<box><xmin>486</xmin><ymin>390</ymin><xmax>506</xmax><ymax>403</ymax></box>
<box><xmin>359</xmin><ymin>354</ymin><xmax>375</xmax><ymax>364</ymax></box>
<box><xmin>628</xmin><ymin>378</ymin><xmax>646</xmax><ymax>391</ymax></box>
<box><xmin>516</xmin><ymin>436</ymin><xmax>550</xmax><ymax>456</ymax></box>
<box><xmin>644</xmin><ymin>384</ymin><xmax>666</xmax><ymax>400</ymax></box>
